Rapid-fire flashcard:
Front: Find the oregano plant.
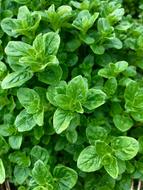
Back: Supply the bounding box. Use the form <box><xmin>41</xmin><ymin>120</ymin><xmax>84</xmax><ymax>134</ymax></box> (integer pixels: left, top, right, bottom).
<box><xmin>0</xmin><ymin>0</ymin><xmax>143</xmax><ymax>189</ymax></box>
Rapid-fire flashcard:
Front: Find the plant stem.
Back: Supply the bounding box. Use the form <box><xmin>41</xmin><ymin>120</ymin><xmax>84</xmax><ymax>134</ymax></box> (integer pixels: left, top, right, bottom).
<box><xmin>137</xmin><ymin>180</ymin><xmax>142</xmax><ymax>190</ymax></box>
<box><xmin>131</xmin><ymin>180</ymin><xmax>134</xmax><ymax>190</ymax></box>
<box><xmin>5</xmin><ymin>180</ymin><xmax>11</xmax><ymax>190</ymax></box>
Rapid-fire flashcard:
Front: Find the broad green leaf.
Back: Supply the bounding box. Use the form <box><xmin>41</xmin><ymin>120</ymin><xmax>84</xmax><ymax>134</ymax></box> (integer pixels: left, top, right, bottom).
<box><xmin>1</xmin><ymin>71</ymin><xmax>33</xmax><ymax>89</ymax></box>
<box><xmin>66</xmin><ymin>75</ymin><xmax>88</xmax><ymax>103</ymax></box>
<box><xmin>32</xmin><ymin>160</ymin><xmax>53</xmax><ymax>185</ymax></box>
<box><xmin>30</xmin><ymin>145</ymin><xmax>49</xmax><ymax>164</ymax></box>
<box><xmin>5</xmin><ymin>41</ymin><xmax>31</xmax><ymax>57</ymax></box>
<box><xmin>17</xmin><ymin>88</ymin><xmax>40</xmax><ymax>114</ymax></box>
<box><xmin>54</xmin><ymin>94</ymin><xmax>72</xmax><ymax>110</ymax></box>
<box><xmin>113</xmin><ymin>114</ymin><xmax>133</xmax><ymax>132</ymax></box>
<box><xmin>102</xmin><ymin>155</ymin><xmax>119</xmax><ymax>179</ymax></box>
<box><xmin>15</xmin><ymin>109</ymin><xmax>36</xmax><ymax>132</ymax></box>
<box><xmin>66</xmin><ymin>129</ymin><xmax>78</xmax><ymax>144</ymax></box>
<box><xmin>103</xmin><ymin>78</ymin><xmax>117</xmax><ymax>96</ymax></box>
<box><xmin>53</xmin><ymin>165</ymin><xmax>78</xmax><ymax>190</ymax></box>
<box><xmin>38</xmin><ymin>65</ymin><xmax>62</xmax><ymax>85</ymax></box>
<box><xmin>111</xmin><ymin>136</ymin><xmax>139</xmax><ymax>160</ymax></box>
<box><xmin>97</xmin><ymin>18</ymin><xmax>113</xmax><ymax>34</ymax></box>
<box><xmin>77</xmin><ymin>146</ymin><xmax>102</xmax><ymax>172</ymax></box>
<box><xmin>84</xmin><ymin>89</ymin><xmax>106</xmax><ymax>110</ymax></box>
<box><xmin>90</xmin><ymin>44</ymin><xmax>105</xmax><ymax>55</ymax></box>
<box><xmin>9</xmin><ymin>135</ymin><xmax>22</xmax><ymax>149</ymax></box>
<box><xmin>0</xmin><ymin>159</ymin><xmax>5</xmax><ymax>184</ymax></box>
<box><xmin>43</xmin><ymin>32</ymin><xmax>60</xmax><ymax>56</ymax></box>
<box><xmin>53</xmin><ymin>108</ymin><xmax>75</xmax><ymax>134</ymax></box>
<box><xmin>86</xmin><ymin>126</ymin><xmax>108</xmax><ymax>144</ymax></box>
<box><xmin>105</xmin><ymin>37</ymin><xmax>122</xmax><ymax>49</ymax></box>
<box><xmin>14</xmin><ymin>165</ymin><xmax>30</xmax><ymax>184</ymax></box>
<box><xmin>0</xmin><ymin>124</ymin><xmax>15</xmax><ymax>137</ymax></box>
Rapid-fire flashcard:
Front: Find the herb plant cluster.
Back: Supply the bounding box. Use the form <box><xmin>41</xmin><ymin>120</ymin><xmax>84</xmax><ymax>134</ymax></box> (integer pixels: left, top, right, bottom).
<box><xmin>0</xmin><ymin>0</ymin><xmax>143</xmax><ymax>189</ymax></box>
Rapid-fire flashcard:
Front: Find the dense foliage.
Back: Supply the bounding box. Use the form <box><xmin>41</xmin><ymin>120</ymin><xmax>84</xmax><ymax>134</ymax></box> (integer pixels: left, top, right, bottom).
<box><xmin>0</xmin><ymin>0</ymin><xmax>143</xmax><ymax>189</ymax></box>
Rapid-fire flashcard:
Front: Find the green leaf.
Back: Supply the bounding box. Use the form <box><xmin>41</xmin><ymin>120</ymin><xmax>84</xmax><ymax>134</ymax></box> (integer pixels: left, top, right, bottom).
<box><xmin>102</xmin><ymin>155</ymin><xmax>119</xmax><ymax>179</ymax></box>
<box><xmin>0</xmin><ymin>124</ymin><xmax>15</xmax><ymax>137</ymax></box>
<box><xmin>86</xmin><ymin>126</ymin><xmax>108</xmax><ymax>144</ymax></box>
<box><xmin>0</xmin><ymin>135</ymin><xmax>9</xmax><ymax>156</ymax></box>
<box><xmin>77</xmin><ymin>145</ymin><xmax>102</xmax><ymax>172</ymax></box>
<box><xmin>30</xmin><ymin>145</ymin><xmax>49</xmax><ymax>164</ymax></box>
<box><xmin>14</xmin><ymin>165</ymin><xmax>30</xmax><ymax>184</ymax></box>
<box><xmin>32</xmin><ymin>160</ymin><xmax>53</xmax><ymax>185</ymax></box>
<box><xmin>97</xmin><ymin>18</ymin><xmax>113</xmax><ymax>34</ymax></box>
<box><xmin>66</xmin><ymin>129</ymin><xmax>78</xmax><ymax>144</ymax></box>
<box><xmin>105</xmin><ymin>37</ymin><xmax>122</xmax><ymax>49</ymax></box>
<box><xmin>72</xmin><ymin>10</ymin><xmax>99</xmax><ymax>33</ymax></box>
<box><xmin>43</xmin><ymin>32</ymin><xmax>60</xmax><ymax>56</ymax></box>
<box><xmin>90</xmin><ymin>44</ymin><xmax>105</xmax><ymax>55</ymax></box>
<box><xmin>9</xmin><ymin>151</ymin><xmax>31</xmax><ymax>167</ymax></box>
<box><xmin>54</xmin><ymin>94</ymin><xmax>72</xmax><ymax>110</ymax></box>
<box><xmin>5</xmin><ymin>41</ymin><xmax>31</xmax><ymax>57</ymax></box>
<box><xmin>103</xmin><ymin>78</ymin><xmax>117</xmax><ymax>96</ymax></box>
<box><xmin>0</xmin><ymin>159</ymin><xmax>5</xmax><ymax>184</ymax></box>
<box><xmin>9</xmin><ymin>135</ymin><xmax>22</xmax><ymax>149</ymax></box>
<box><xmin>111</xmin><ymin>136</ymin><xmax>139</xmax><ymax>160</ymax></box>
<box><xmin>53</xmin><ymin>165</ymin><xmax>78</xmax><ymax>190</ymax></box>
<box><xmin>113</xmin><ymin>114</ymin><xmax>133</xmax><ymax>132</ymax></box>
<box><xmin>17</xmin><ymin>88</ymin><xmax>40</xmax><ymax>114</ymax></box>
<box><xmin>1</xmin><ymin>71</ymin><xmax>33</xmax><ymax>89</ymax></box>
<box><xmin>66</xmin><ymin>75</ymin><xmax>88</xmax><ymax>103</ymax></box>
<box><xmin>53</xmin><ymin>108</ymin><xmax>75</xmax><ymax>134</ymax></box>
<box><xmin>15</xmin><ymin>109</ymin><xmax>37</xmax><ymax>132</ymax></box>
<box><xmin>38</xmin><ymin>65</ymin><xmax>62</xmax><ymax>85</ymax></box>
<box><xmin>84</xmin><ymin>89</ymin><xmax>106</xmax><ymax>110</ymax></box>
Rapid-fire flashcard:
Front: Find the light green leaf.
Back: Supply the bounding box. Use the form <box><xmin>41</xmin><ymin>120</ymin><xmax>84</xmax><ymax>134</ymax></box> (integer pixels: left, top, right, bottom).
<box><xmin>77</xmin><ymin>146</ymin><xmax>102</xmax><ymax>172</ymax></box>
<box><xmin>67</xmin><ymin>75</ymin><xmax>88</xmax><ymax>103</ymax></box>
<box><xmin>43</xmin><ymin>32</ymin><xmax>60</xmax><ymax>56</ymax></box>
<box><xmin>32</xmin><ymin>160</ymin><xmax>53</xmax><ymax>185</ymax></box>
<box><xmin>17</xmin><ymin>88</ymin><xmax>40</xmax><ymax>114</ymax></box>
<box><xmin>5</xmin><ymin>41</ymin><xmax>31</xmax><ymax>57</ymax></box>
<box><xmin>9</xmin><ymin>135</ymin><xmax>22</xmax><ymax>149</ymax></box>
<box><xmin>53</xmin><ymin>165</ymin><xmax>78</xmax><ymax>190</ymax></box>
<box><xmin>53</xmin><ymin>108</ymin><xmax>75</xmax><ymax>134</ymax></box>
<box><xmin>86</xmin><ymin>126</ymin><xmax>108</xmax><ymax>144</ymax></box>
<box><xmin>15</xmin><ymin>109</ymin><xmax>36</xmax><ymax>132</ymax></box>
<box><xmin>113</xmin><ymin>114</ymin><xmax>133</xmax><ymax>132</ymax></box>
<box><xmin>1</xmin><ymin>71</ymin><xmax>33</xmax><ymax>89</ymax></box>
<box><xmin>14</xmin><ymin>165</ymin><xmax>30</xmax><ymax>184</ymax></box>
<box><xmin>111</xmin><ymin>136</ymin><xmax>139</xmax><ymax>160</ymax></box>
<box><xmin>84</xmin><ymin>89</ymin><xmax>106</xmax><ymax>110</ymax></box>
<box><xmin>38</xmin><ymin>65</ymin><xmax>62</xmax><ymax>85</ymax></box>
<box><xmin>102</xmin><ymin>155</ymin><xmax>119</xmax><ymax>179</ymax></box>
<box><xmin>30</xmin><ymin>145</ymin><xmax>49</xmax><ymax>164</ymax></box>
